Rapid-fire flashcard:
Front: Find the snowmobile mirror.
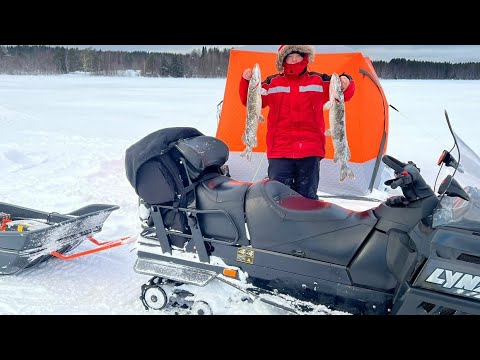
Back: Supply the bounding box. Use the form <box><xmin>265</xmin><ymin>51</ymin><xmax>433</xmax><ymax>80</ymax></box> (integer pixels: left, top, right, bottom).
<box><xmin>437</xmin><ymin>150</ymin><xmax>464</xmax><ymax>173</ymax></box>
<box><xmin>438</xmin><ymin>175</ymin><xmax>470</xmax><ymax>201</ymax></box>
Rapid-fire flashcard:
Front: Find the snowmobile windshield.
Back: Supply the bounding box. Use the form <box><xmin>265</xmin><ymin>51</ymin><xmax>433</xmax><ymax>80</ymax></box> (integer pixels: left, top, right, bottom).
<box><xmin>432</xmin><ymin>133</ymin><xmax>480</xmax><ymax>232</ymax></box>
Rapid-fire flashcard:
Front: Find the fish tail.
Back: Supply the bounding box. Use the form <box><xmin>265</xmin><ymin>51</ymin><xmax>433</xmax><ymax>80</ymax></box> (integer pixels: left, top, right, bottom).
<box><xmin>340</xmin><ymin>163</ymin><xmax>355</xmax><ymax>182</ymax></box>
<box><xmin>240</xmin><ymin>147</ymin><xmax>252</xmax><ymax>162</ymax></box>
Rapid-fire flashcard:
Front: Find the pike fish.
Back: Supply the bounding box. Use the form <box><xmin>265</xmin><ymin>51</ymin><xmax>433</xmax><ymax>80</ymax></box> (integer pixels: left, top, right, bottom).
<box><xmin>323</xmin><ymin>72</ymin><xmax>355</xmax><ymax>182</ymax></box>
<box><xmin>241</xmin><ymin>63</ymin><xmax>266</xmax><ymax>161</ymax></box>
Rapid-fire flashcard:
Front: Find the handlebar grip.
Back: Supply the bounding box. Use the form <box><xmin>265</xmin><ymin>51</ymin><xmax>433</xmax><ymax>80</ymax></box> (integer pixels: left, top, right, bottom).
<box><xmin>385</xmin><ymin>173</ymin><xmax>413</xmax><ymax>189</ymax></box>
<box><xmin>382</xmin><ymin>155</ymin><xmax>407</xmax><ymax>173</ymax></box>
<box><xmin>390</xmin><ymin>178</ymin><xmax>404</xmax><ymax>189</ymax></box>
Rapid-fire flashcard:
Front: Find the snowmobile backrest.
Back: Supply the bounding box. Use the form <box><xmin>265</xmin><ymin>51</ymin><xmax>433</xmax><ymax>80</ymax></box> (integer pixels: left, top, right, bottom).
<box><xmin>175</xmin><ymin>136</ymin><xmax>229</xmax><ymax>181</ymax></box>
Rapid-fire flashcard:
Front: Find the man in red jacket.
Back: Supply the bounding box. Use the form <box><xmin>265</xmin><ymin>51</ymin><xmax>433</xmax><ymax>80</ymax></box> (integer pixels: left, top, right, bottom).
<box><xmin>239</xmin><ymin>45</ymin><xmax>356</xmax><ymax>199</ymax></box>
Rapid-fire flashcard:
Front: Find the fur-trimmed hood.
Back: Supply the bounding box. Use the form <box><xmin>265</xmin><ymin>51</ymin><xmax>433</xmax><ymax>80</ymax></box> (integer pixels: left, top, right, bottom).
<box><xmin>276</xmin><ymin>45</ymin><xmax>315</xmax><ymax>72</ymax></box>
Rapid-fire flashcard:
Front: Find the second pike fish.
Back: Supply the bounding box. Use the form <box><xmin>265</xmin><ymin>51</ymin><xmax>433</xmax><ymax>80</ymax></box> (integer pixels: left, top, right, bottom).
<box><xmin>241</xmin><ymin>63</ymin><xmax>266</xmax><ymax>161</ymax></box>
<box><xmin>324</xmin><ymin>73</ymin><xmax>355</xmax><ymax>182</ymax></box>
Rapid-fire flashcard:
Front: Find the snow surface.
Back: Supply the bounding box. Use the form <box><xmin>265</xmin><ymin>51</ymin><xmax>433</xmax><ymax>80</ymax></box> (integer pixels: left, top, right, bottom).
<box><xmin>0</xmin><ymin>74</ymin><xmax>478</xmax><ymax>315</ymax></box>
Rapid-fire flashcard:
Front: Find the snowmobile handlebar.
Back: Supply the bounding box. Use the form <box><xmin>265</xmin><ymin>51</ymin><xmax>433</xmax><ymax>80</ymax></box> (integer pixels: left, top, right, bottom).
<box><xmin>383</xmin><ymin>155</ymin><xmax>414</xmax><ymax>189</ymax></box>
<box><xmin>382</xmin><ymin>155</ymin><xmax>436</xmax><ymax>201</ymax></box>
<box><xmin>382</xmin><ymin>155</ymin><xmax>407</xmax><ymax>173</ymax></box>
<box><xmin>388</xmin><ymin>172</ymin><xmax>413</xmax><ymax>190</ymax></box>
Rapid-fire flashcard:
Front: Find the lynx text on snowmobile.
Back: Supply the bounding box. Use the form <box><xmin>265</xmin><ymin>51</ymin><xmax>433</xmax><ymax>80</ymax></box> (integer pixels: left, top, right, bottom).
<box><xmin>125</xmin><ymin>113</ymin><xmax>480</xmax><ymax>315</ymax></box>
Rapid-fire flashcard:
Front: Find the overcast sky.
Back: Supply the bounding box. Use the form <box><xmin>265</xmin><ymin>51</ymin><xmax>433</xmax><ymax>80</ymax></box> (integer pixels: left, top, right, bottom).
<box><xmin>59</xmin><ymin>45</ymin><xmax>480</xmax><ymax>63</ymax></box>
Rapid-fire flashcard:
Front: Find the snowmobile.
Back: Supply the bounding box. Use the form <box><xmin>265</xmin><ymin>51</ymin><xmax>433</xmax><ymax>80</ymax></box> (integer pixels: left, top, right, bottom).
<box><xmin>0</xmin><ymin>202</ymin><xmax>125</xmax><ymax>275</ymax></box>
<box><xmin>126</xmin><ymin>111</ymin><xmax>480</xmax><ymax>315</ymax></box>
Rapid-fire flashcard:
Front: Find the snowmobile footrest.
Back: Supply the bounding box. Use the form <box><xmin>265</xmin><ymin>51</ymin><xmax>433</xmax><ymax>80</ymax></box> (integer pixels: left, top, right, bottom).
<box><xmin>134</xmin><ymin>255</ymin><xmax>222</xmax><ymax>286</ymax></box>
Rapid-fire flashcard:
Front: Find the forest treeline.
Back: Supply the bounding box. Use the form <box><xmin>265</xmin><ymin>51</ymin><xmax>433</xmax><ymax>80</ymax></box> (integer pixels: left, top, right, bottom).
<box><xmin>1</xmin><ymin>45</ymin><xmax>480</xmax><ymax>80</ymax></box>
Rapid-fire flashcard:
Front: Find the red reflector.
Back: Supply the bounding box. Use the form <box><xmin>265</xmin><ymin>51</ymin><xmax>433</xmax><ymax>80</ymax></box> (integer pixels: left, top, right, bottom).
<box><xmin>438</xmin><ymin>150</ymin><xmax>447</xmax><ymax>166</ymax></box>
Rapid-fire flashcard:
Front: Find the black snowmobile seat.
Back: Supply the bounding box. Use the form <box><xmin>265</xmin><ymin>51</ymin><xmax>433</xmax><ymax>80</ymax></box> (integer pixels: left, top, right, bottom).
<box><xmin>279</xmin><ymin>195</ymin><xmax>345</xmax><ymax>213</ymax></box>
<box><xmin>175</xmin><ymin>136</ymin><xmax>229</xmax><ymax>181</ymax></box>
<box><xmin>260</xmin><ymin>180</ymin><xmax>355</xmax><ymax>221</ymax></box>
<box><xmin>245</xmin><ymin>180</ymin><xmax>378</xmax><ymax>265</ymax></box>
<box><xmin>196</xmin><ymin>175</ymin><xmax>252</xmax><ymax>246</ymax></box>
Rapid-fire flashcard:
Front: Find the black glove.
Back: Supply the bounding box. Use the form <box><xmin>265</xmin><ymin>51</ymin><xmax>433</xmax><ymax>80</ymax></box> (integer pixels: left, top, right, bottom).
<box><xmin>386</xmin><ymin>196</ymin><xmax>409</xmax><ymax>207</ymax></box>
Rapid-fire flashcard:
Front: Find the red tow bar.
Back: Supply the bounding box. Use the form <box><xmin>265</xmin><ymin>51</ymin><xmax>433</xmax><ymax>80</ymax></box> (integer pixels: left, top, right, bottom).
<box><xmin>50</xmin><ymin>235</ymin><xmax>137</xmax><ymax>260</ymax></box>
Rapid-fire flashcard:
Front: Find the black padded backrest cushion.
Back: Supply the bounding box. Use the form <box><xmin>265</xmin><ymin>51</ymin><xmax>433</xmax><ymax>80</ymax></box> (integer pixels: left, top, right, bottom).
<box><xmin>175</xmin><ymin>136</ymin><xmax>229</xmax><ymax>177</ymax></box>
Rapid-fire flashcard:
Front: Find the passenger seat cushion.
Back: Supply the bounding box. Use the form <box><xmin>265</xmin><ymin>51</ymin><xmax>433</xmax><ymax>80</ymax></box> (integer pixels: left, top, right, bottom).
<box><xmin>279</xmin><ymin>196</ymin><xmax>331</xmax><ymax>211</ymax></box>
<box><xmin>175</xmin><ymin>136</ymin><xmax>229</xmax><ymax>180</ymax></box>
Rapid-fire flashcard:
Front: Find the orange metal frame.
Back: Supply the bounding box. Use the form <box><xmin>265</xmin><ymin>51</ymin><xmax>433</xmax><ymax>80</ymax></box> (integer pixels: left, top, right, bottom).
<box><xmin>50</xmin><ymin>235</ymin><xmax>136</xmax><ymax>260</ymax></box>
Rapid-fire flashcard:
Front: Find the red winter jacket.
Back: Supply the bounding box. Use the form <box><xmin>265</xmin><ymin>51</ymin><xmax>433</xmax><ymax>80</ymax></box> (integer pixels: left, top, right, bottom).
<box><xmin>239</xmin><ymin>70</ymin><xmax>355</xmax><ymax>159</ymax></box>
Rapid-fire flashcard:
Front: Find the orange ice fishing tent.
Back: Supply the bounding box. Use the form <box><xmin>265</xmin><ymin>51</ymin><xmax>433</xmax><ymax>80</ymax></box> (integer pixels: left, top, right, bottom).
<box><xmin>216</xmin><ymin>45</ymin><xmax>389</xmax><ymax>197</ymax></box>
